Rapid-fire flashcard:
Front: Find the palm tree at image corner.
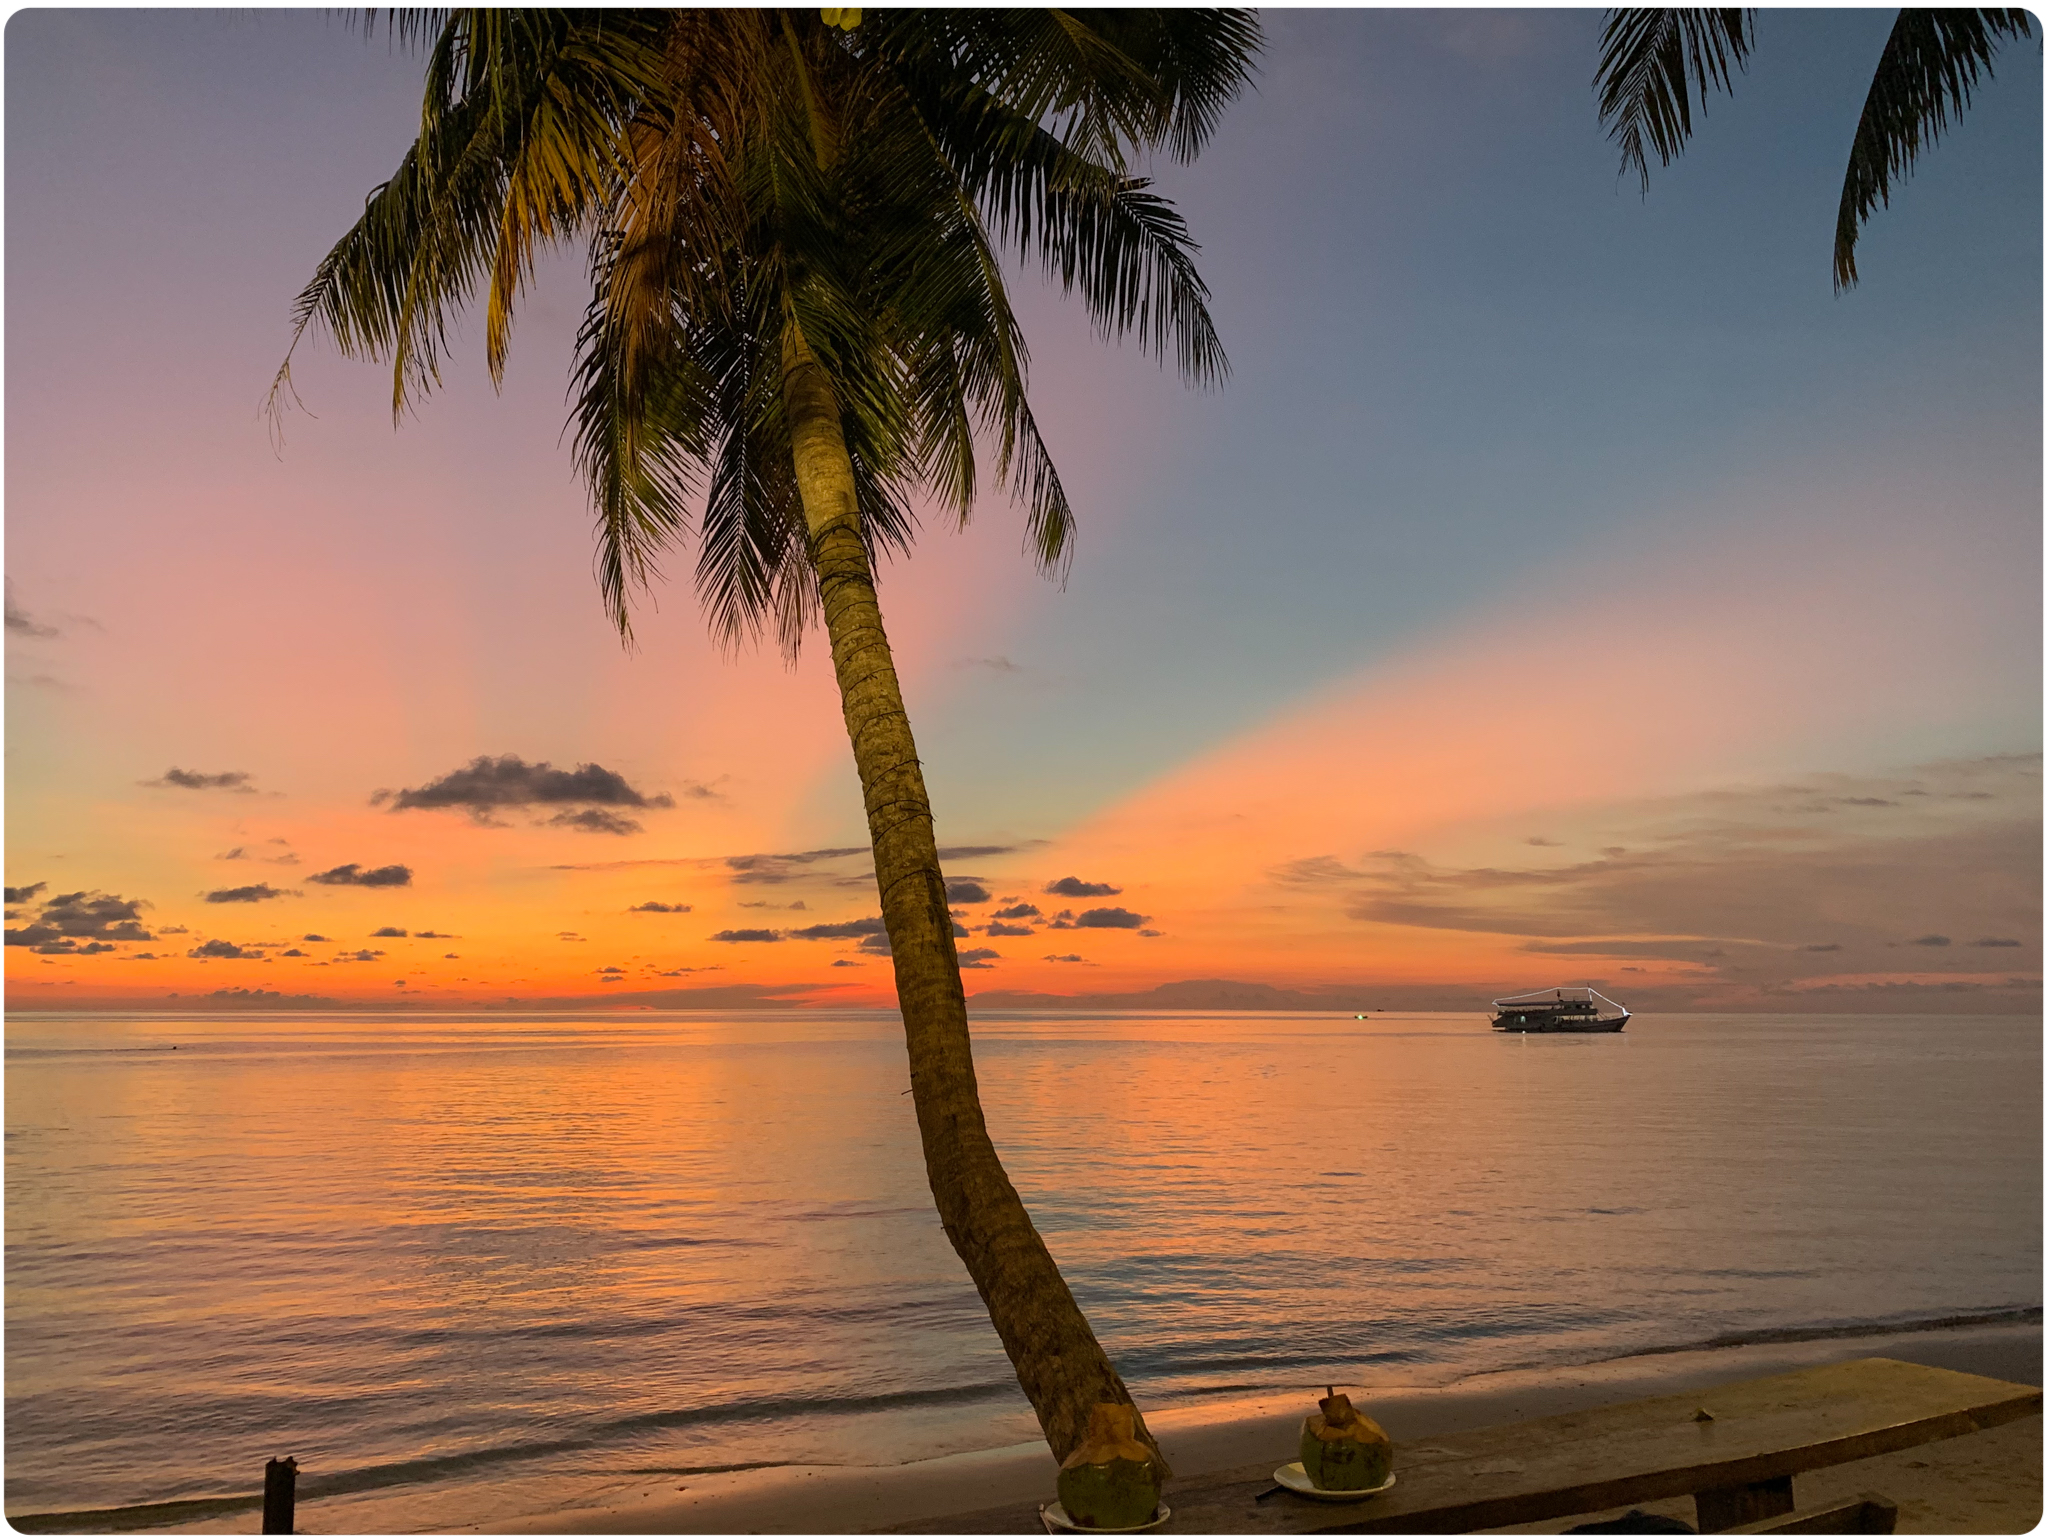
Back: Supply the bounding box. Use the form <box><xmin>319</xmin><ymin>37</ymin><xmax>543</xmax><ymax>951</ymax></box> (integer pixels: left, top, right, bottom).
<box><xmin>271</xmin><ymin>8</ymin><xmax>1261</xmax><ymax>1471</ymax></box>
<box><xmin>1596</xmin><ymin>7</ymin><xmax>2036</xmax><ymax>288</ymax></box>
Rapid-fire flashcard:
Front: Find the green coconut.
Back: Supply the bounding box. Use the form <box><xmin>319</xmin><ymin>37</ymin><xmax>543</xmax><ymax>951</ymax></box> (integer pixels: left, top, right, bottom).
<box><xmin>1300</xmin><ymin>1390</ymin><xmax>1392</xmax><ymax>1491</ymax></box>
<box><xmin>1056</xmin><ymin>1403</ymin><xmax>1163</xmax><ymax>1529</ymax></box>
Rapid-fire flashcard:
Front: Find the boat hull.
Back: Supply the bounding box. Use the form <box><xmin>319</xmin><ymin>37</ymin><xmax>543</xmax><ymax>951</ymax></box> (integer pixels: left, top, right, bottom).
<box><xmin>1492</xmin><ymin>1014</ymin><xmax>1629</xmax><ymax>1034</ymax></box>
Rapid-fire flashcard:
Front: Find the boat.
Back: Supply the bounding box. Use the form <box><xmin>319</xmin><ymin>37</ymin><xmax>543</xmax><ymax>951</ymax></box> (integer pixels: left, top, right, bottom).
<box><xmin>1490</xmin><ymin>986</ymin><xmax>1629</xmax><ymax>1033</ymax></box>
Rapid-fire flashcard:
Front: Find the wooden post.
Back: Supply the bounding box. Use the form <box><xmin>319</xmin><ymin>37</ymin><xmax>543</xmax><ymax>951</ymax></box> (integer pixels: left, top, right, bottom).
<box><xmin>1696</xmin><ymin>1474</ymin><xmax>1795</xmax><ymax>1532</ymax></box>
<box><xmin>262</xmin><ymin>1456</ymin><xmax>297</xmax><ymax>1535</ymax></box>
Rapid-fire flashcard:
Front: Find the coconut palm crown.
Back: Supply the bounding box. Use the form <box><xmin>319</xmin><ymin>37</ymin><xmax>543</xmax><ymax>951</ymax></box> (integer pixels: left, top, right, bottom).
<box><xmin>275</xmin><ymin>8</ymin><xmax>1261</xmax><ymax>1470</ymax></box>
<box><xmin>1595</xmin><ymin>8</ymin><xmax>2035</xmax><ymax>289</ymax></box>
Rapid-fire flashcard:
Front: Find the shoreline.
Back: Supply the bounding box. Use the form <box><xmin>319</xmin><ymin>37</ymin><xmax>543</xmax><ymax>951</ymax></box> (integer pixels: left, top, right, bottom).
<box><xmin>481</xmin><ymin>1316</ymin><xmax>2041</xmax><ymax>1536</ymax></box>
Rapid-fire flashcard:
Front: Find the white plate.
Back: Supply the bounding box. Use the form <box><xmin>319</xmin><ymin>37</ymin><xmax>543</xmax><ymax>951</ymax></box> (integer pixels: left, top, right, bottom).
<box><xmin>1272</xmin><ymin>1462</ymin><xmax>1397</xmax><ymax>1502</ymax></box>
<box><xmin>1038</xmin><ymin>1499</ymin><xmax>1171</xmax><ymax>1532</ymax></box>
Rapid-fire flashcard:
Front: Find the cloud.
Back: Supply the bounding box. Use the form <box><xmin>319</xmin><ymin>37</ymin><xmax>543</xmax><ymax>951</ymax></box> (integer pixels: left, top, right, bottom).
<box><xmin>204</xmin><ymin>884</ymin><xmax>294</xmax><ymax>904</ymax></box>
<box><xmin>1311</xmin><ymin>760</ymin><xmax>2039</xmax><ymax>989</ymax></box>
<box><xmin>547</xmin><ymin>808</ymin><xmax>643</xmax><ymax>835</ymax></box>
<box><xmin>1044</xmin><ymin>876</ymin><xmax>1122</xmax><ymax>898</ymax></box>
<box><xmin>1971</xmin><ymin>937</ymin><xmax>2023</xmax><ymax>947</ymax></box>
<box><xmin>305</xmin><ymin>863</ymin><xmax>413</xmax><ymax>888</ymax></box>
<box><xmin>377</xmin><ymin>754</ymin><xmax>674</xmax><ymax>826</ymax></box>
<box><xmin>858</xmin><ymin>932</ymin><xmax>892</xmax><ymax>955</ymax></box>
<box><xmin>27</xmin><ymin>938</ymin><xmax>118</xmax><ymax>955</ymax></box>
<box><xmin>281</xmin><ymin>949</ymin><xmax>307</xmax><ymax>957</ymax></box>
<box><xmin>5</xmin><ymin>882</ymin><xmax>47</xmax><ymax>905</ymax></box>
<box><xmin>217</xmin><ymin>845</ymin><xmax>299</xmax><ymax>866</ymax></box>
<box><xmin>710</xmin><ymin>928</ymin><xmax>783</xmax><ymax>943</ymax></box>
<box><xmin>945</xmin><ymin>879</ymin><xmax>992</xmax><ymax>904</ymax></box>
<box><xmin>413</xmin><ymin>930</ymin><xmax>455</xmax><ymax>938</ymax></box>
<box><xmin>148</xmin><ymin>767</ymin><xmax>255</xmax><ymax>792</ymax></box>
<box><xmin>790</xmin><ymin>916</ymin><xmax>886</xmax><ymax>940</ymax></box>
<box><xmin>991</xmin><ymin>902</ymin><xmax>1041</xmax><ymax>920</ymax></box>
<box><xmin>188</xmin><ymin>939</ymin><xmax>257</xmax><ymax>959</ymax></box>
<box><xmin>335</xmin><ymin>948</ymin><xmax>386</xmax><ymax>962</ymax></box>
<box><xmin>302</xmin><ymin>933</ymin><xmax>330</xmax><ymax>942</ymax></box>
<box><xmin>5</xmin><ymin>582</ymin><xmax>59</xmax><ymax>638</ymax></box>
<box><xmin>956</xmin><ymin>947</ymin><xmax>1001</xmax><ymax>970</ymax></box>
<box><xmin>831</xmin><ymin>959</ymin><xmax>861</xmax><ymax>967</ymax></box>
<box><xmin>725</xmin><ymin>846</ymin><xmax>870</xmax><ymax>884</ymax></box>
<box><xmin>598</xmin><ymin>966</ymin><xmax>625</xmax><ymax>975</ymax></box>
<box><xmin>630</xmin><ymin>902</ymin><xmax>692</xmax><ymax>913</ymax></box>
<box><xmin>1043</xmin><ymin>953</ymin><xmax>1086</xmax><ymax>963</ymax></box>
<box><xmin>371</xmin><ymin>926</ymin><xmax>408</xmax><ymax>938</ymax></box>
<box><xmin>201</xmin><ymin>987</ymin><xmax>338</xmax><ymax>1008</ymax></box>
<box><xmin>1526</xmin><ymin>836</ymin><xmax>1561</xmax><ymax>847</ymax></box>
<box><xmin>938</xmin><ymin>845</ymin><xmax>1023</xmax><ymax>859</ymax></box>
<box><xmin>986</xmin><ymin>921</ymin><xmax>1034</xmax><ymax>937</ymax></box>
<box><xmin>12</xmin><ymin>890</ymin><xmax>154</xmax><ymax>942</ymax></box>
<box><xmin>1074</xmin><ymin>907</ymin><xmax>1148</xmax><ymax>929</ymax></box>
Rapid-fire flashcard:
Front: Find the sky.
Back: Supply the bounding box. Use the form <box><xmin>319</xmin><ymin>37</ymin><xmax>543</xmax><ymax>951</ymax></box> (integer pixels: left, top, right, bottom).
<box><xmin>5</xmin><ymin>8</ymin><xmax>2040</xmax><ymax>1013</ymax></box>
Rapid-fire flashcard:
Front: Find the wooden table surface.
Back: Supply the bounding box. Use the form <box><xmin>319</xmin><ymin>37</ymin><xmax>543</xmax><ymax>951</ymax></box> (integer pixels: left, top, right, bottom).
<box><xmin>880</xmin><ymin>1358</ymin><xmax>2042</xmax><ymax>1535</ymax></box>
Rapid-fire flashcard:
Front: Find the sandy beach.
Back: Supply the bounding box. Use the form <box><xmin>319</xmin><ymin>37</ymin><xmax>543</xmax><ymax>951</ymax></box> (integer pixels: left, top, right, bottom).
<box><xmin>486</xmin><ymin>1320</ymin><xmax>2040</xmax><ymax>1535</ymax></box>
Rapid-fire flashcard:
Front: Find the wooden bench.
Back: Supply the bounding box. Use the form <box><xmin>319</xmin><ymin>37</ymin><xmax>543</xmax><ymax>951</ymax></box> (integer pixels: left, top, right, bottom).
<box><xmin>882</xmin><ymin>1358</ymin><xmax>2039</xmax><ymax>1534</ymax></box>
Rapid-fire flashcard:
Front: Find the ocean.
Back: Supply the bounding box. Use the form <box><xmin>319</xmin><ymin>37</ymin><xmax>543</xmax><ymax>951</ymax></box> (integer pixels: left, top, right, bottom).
<box><xmin>5</xmin><ymin>1009</ymin><xmax>2039</xmax><ymax>1532</ymax></box>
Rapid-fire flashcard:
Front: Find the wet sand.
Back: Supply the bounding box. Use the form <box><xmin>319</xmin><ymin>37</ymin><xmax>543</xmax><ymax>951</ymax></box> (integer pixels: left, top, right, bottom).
<box><xmin>497</xmin><ymin>1320</ymin><xmax>2040</xmax><ymax>1535</ymax></box>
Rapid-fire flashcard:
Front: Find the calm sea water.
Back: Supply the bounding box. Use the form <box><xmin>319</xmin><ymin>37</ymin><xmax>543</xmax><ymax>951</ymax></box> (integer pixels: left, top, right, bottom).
<box><xmin>6</xmin><ymin>1010</ymin><xmax>2039</xmax><ymax>1531</ymax></box>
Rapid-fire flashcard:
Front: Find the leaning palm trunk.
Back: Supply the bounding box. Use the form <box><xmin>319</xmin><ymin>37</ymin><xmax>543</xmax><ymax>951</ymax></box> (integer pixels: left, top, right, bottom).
<box><xmin>782</xmin><ymin>330</ymin><xmax>1160</xmax><ymax>1470</ymax></box>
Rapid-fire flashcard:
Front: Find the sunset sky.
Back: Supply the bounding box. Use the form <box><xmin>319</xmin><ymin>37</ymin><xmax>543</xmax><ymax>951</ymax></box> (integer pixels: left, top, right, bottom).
<box><xmin>6</xmin><ymin>9</ymin><xmax>2039</xmax><ymax>1012</ymax></box>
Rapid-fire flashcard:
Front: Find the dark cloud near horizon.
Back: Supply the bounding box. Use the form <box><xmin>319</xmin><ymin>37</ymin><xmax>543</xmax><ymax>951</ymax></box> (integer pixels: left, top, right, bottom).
<box><xmin>371</xmin><ymin>927</ymin><xmax>408</xmax><ymax>938</ymax></box>
<box><xmin>414</xmin><ymin>929</ymin><xmax>455</xmax><ymax>938</ymax></box>
<box><xmin>1971</xmin><ymin>937</ymin><xmax>2023</xmax><ymax>947</ymax></box>
<box><xmin>1045</xmin><ymin>876</ymin><xmax>1121</xmax><ymax>898</ymax></box>
<box><xmin>305</xmin><ymin>863</ymin><xmax>413</xmax><ymax>888</ymax></box>
<box><xmin>1075</xmin><ymin>907</ymin><xmax>1147</xmax><ymax>929</ymax></box>
<box><xmin>378</xmin><ymin>754</ymin><xmax>673</xmax><ymax>827</ymax></box>
<box><xmin>202</xmin><ymin>987</ymin><xmax>337</xmax><ymax>1007</ymax></box>
<box><xmin>711</xmin><ymin>928</ymin><xmax>783</xmax><ymax>943</ymax></box>
<box><xmin>725</xmin><ymin>846</ymin><xmax>869</xmax><ymax>884</ymax></box>
<box><xmin>938</xmin><ymin>845</ymin><xmax>1020</xmax><ymax>859</ymax></box>
<box><xmin>205</xmin><ymin>884</ymin><xmax>294</xmax><ymax>904</ymax></box>
<box><xmin>945</xmin><ymin>879</ymin><xmax>991</xmax><ymax>904</ymax></box>
<box><xmin>188</xmin><ymin>938</ymin><xmax>256</xmax><ymax>959</ymax></box>
<box><xmin>1909</xmin><ymin>934</ymin><xmax>1952</xmax><ymax>947</ymax></box>
<box><xmin>1803</xmin><ymin>943</ymin><xmax>1843</xmax><ymax>952</ymax></box>
<box><xmin>790</xmin><ymin>916</ymin><xmax>886</xmax><ymax>940</ymax></box>
<box><xmin>957</xmin><ymin>947</ymin><xmax>1001</xmax><ymax>970</ymax></box>
<box><xmin>6</xmin><ymin>882</ymin><xmax>47</xmax><ymax>905</ymax></box>
<box><xmin>548</xmin><ymin>808</ymin><xmax>644</xmax><ymax>835</ymax></box>
<box><xmin>986</xmin><ymin>921</ymin><xmax>1034</xmax><ymax>937</ymax></box>
<box><xmin>630</xmin><ymin>902</ymin><xmax>692</xmax><ymax>913</ymax></box>
<box><xmin>10</xmin><ymin>890</ymin><xmax>154</xmax><ymax>943</ymax></box>
<box><xmin>149</xmin><ymin>767</ymin><xmax>255</xmax><ymax>792</ymax></box>
<box><xmin>991</xmin><ymin>902</ymin><xmax>1040</xmax><ymax>920</ymax></box>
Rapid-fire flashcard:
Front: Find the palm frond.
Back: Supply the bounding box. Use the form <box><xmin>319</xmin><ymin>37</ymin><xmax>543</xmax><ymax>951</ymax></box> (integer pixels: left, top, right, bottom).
<box><xmin>1596</xmin><ymin>8</ymin><xmax>1755</xmax><ymax>191</ymax></box>
<box><xmin>1834</xmin><ymin>8</ymin><xmax>2035</xmax><ymax>289</ymax></box>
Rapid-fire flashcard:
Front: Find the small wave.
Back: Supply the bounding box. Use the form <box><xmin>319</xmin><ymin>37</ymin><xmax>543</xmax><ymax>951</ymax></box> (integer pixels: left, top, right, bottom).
<box><xmin>7</xmin><ymin>1380</ymin><xmax>1025</xmax><ymax>1531</ymax></box>
<box><xmin>1621</xmin><ymin>1305</ymin><xmax>2043</xmax><ymax>1358</ymax></box>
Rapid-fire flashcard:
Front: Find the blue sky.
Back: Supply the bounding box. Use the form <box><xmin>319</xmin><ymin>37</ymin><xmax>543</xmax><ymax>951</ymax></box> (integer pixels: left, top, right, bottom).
<box><xmin>5</xmin><ymin>10</ymin><xmax>2039</xmax><ymax>1009</ymax></box>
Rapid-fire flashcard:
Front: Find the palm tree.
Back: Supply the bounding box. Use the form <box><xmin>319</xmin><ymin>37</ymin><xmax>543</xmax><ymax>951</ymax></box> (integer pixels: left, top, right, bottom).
<box><xmin>273</xmin><ymin>8</ymin><xmax>1259</xmax><ymax>1470</ymax></box>
<box><xmin>1595</xmin><ymin>8</ymin><xmax>2035</xmax><ymax>288</ymax></box>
